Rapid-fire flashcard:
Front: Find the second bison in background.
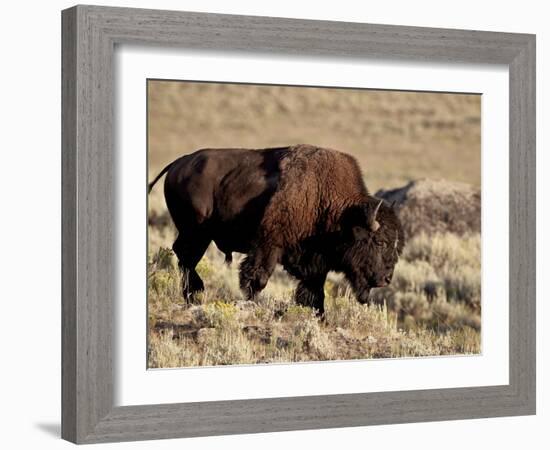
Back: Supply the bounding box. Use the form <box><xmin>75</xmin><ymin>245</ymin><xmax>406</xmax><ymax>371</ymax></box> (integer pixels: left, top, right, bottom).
<box><xmin>148</xmin><ymin>144</ymin><xmax>404</xmax><ymax>315</ymax></box>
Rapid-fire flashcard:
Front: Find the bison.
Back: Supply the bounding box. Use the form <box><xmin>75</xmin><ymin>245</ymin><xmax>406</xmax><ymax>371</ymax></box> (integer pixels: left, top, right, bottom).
<box><xmin>148</xmin><ymin>144</ymin><xmax>404</xmax><ymax>315</ymax></box>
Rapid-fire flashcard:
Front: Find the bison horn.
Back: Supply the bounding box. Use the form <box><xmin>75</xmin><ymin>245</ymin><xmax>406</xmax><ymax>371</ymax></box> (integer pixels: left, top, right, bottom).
<box><xmin>370</xmin><ymin>199</ymin><xmax>383</xmax><ymax>232</ymax></box>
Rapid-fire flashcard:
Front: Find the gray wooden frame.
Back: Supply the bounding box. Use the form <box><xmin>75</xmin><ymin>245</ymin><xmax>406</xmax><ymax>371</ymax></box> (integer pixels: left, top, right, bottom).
<box><xmin>61</xmin><ymin>4</ymin><xmax>536</xmax><ymax>444</ymax></box>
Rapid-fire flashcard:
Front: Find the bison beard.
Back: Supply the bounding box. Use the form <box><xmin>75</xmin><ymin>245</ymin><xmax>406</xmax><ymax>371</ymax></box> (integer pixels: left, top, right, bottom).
<box><xmin>150</xmin><ymin>144</ymin><xmax>404</xmax><ymax>316</ymax></box>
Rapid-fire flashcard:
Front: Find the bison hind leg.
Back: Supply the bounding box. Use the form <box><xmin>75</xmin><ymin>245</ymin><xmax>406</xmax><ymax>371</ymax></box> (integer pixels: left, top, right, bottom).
<box><xmin>172</xmin><ymin>232</ymin><xmax>211</xmax><ymax>303</ymax></box>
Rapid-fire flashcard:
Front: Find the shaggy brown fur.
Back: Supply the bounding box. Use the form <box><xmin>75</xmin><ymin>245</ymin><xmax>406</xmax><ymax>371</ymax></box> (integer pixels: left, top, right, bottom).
<box><xmin>258</xmin><ymin>145</ymin><xmax>368</xmax><ymax>246</ymax></box>
<box><xmin>149</xmin><ymin>144</ymin><xmax>404</xmax><ymax>314</ymax></box>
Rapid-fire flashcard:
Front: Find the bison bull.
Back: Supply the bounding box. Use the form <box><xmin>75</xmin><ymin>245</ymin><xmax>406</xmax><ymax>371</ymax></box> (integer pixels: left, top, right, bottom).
<box><xmin>149</xmin><ymin>144</ymin><xmax>404</xmax><ymax>315</ymax></box>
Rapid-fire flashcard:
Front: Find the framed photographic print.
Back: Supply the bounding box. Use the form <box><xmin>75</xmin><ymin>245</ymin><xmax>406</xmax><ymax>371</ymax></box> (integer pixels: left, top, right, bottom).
<box><xmin>61</xmin><ymin>4</ymin><xmax>536</xmax><ymax>444</ymax></box>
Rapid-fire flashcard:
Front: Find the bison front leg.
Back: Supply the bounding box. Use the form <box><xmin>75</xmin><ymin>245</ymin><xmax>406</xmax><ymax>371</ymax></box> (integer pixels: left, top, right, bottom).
<box><xmin>295</xmin><ymin>275</ymin><xmax>327</xmax><ymax>317</ymax></box>
<box><xmin>239</xmin><ymin>246</ymin><xmax>282</xmax><ymax>299</ymax></box>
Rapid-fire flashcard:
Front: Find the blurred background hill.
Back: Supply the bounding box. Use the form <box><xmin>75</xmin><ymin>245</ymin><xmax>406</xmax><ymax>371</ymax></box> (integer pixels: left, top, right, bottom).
<box><xmin>148</xmin><ymin>80</ymin><xmax>480</xmax><ymax>194</ymax></box>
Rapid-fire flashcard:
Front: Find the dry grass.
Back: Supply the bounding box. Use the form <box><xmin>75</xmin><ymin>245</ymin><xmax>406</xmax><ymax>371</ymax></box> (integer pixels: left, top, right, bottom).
<box><xmin>147</xmin><ymin>227</ymin><xmax>481</xmax><ymax>368</ymax></box>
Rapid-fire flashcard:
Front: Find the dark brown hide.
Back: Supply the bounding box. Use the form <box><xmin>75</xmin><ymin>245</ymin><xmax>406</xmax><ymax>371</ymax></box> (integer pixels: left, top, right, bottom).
<box><xmin>150</xmin><ymin>144</ymin><xmax>404</xmax><ymax>314</ymax></box>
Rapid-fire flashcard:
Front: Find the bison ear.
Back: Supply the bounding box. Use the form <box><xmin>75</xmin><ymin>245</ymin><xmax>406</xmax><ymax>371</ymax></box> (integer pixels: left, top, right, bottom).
<box><xmin>352</xmin><ymin>225</ymin><xmax>370</xmax><ymax>241</ymax></box>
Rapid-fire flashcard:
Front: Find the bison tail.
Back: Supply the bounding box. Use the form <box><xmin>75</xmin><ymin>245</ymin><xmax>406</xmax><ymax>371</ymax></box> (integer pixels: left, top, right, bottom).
<box><xmin>148</xmin><ymin>161</ymin><xmax>175</xmax><ymax>194</ymax></box>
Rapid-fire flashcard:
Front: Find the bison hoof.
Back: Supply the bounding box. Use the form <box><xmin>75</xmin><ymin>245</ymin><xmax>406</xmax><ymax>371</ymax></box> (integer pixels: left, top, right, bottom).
<box><xmin>183</xmin><ymin>290</ymin><xmax>204</xmax><ymax>305</ymax></box>
<box><xmin>180</xmin><ymin>267</ymin><xmax>204</xmax><ymax>303</ymax></box>
<box><xmin>239</xmin><ymin>271</ymin><xmax>269</xmax><ymax>300</ymax></box>
<box><xmin>182</xmin><ymin>274</ymin><xmax>204</xmax><ymax>304</ymax></box>
<box><xmin>240</xmin><ymin>281</ymin><xmax>260</xmax><ymax>301</ymax></box>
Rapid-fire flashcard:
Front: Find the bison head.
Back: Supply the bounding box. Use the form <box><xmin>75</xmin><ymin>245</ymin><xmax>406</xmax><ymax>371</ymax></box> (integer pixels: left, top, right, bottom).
<box><xmin>339</xmin><ymin>198</ymin><xmax>404</xmax><ymax>304</ymax></box>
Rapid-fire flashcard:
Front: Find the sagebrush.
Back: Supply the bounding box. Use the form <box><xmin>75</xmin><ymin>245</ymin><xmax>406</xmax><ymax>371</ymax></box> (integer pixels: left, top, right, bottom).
<box><xmin>147</xmin><ymin>224</ymin><xmax>481</xmax><ymax>368</ymax></box>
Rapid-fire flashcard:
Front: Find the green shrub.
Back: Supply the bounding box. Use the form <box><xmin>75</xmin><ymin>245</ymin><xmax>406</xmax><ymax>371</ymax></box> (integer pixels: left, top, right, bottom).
<box><xmin>203</xmin><ymin>301</ymin><xmax>238</xmax><ymax>329</ymax></box>
<box><xmin>403</xmin><ymin>232</ymin><xmax>481</xmax><ymax>271</ymax></box>
<box><xmin>196</xmin><ymin>258</ymin><xmax>212</xmax><ymax>279</ymax></box>
<box><xmin>440</xmin><ymin>264</ymin><xmax>481</xmax><ymax>306</ymax></box>
<box><xmin>284</xmin><ymin>304</ymin><xmax>315</xmax><ymax>322</ymax></box>
<box><xmin>149</xmin><ymin>269</ymin><xmax>180</xmax><ymax>300</ymax></box>
<box><xmin>392</xmin><ymin>259</ymin><xmax>442</xmax><ymax>295</ymax></box>
<box><xmin>150</xmin><ymin>247</ymin><xmax>176</xmax><ymax>270</ymax></box>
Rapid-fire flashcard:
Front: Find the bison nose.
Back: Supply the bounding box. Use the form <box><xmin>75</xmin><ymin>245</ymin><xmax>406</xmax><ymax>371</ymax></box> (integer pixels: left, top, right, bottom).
<box><xmin>384</xmin><ymin>275</ymin><xmax>392</xmax><ymax>285</ymax></box>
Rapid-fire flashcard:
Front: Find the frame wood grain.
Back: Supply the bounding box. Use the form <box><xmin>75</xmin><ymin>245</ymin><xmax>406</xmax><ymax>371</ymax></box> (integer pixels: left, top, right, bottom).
<box><xmin>61</xmin><ymin>5</ymin><xmax>536</xmax><ymax>444</ymax></box>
